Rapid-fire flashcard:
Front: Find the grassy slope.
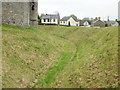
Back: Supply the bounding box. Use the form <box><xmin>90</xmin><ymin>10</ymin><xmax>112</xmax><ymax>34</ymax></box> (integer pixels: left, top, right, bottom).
<box><xmin>2</xmin><ymin>25</ymin><xmax>118</xmax><ymax>88</ymax></box>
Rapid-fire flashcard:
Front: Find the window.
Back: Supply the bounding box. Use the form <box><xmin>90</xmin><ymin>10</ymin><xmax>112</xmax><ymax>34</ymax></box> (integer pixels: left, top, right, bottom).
<box><xmin>31</xmin><ymin>2</ymin><xmax>35</xmax><ymax>10</ymax></box>
<box><xmin>53</xmin><ymin>19</ymin><xmax>56</xmax><ymax>22</ymax></box>
<box><xmin>48</xmin><ymin>19</ymin><xmax>50</xmax><ymax>22</ymax></box>
<box><xmin>44</xmin><ymin>19</ymin><xmax>46</xmax><ymax>22</ymax></box>
<box><xmin>64</xmin><ymin>21</ymin><xmax>65</xmax><ymax>23</ymax></box>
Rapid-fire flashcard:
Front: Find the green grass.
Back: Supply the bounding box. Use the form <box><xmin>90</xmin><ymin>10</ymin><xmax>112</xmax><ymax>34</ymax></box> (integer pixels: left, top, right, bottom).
<box><xmin>2</xmin><ymin>25</ymin><xmax>118</xmax><ymax>88</ymax></box>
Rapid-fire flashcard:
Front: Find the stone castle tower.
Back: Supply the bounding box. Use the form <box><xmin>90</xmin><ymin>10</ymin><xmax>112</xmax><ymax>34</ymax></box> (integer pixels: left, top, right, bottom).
<box><xmin>1</xmin><ymin>0</ymin><xmax>38</xmax><ymax>28</ymax></box>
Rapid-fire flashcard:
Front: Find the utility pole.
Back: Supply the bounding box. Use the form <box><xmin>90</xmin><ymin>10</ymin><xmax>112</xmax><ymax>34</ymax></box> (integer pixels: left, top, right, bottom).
<box><xmin>107</xmin><ymin>16</ymin><xmax>109</xmax><ymax>21</ymax></box>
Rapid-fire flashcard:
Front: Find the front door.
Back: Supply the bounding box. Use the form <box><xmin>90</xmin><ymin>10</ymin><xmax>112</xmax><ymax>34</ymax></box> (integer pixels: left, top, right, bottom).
<box><xmin>68</xmin><ymin>21</ymin><xmax>70</xmax><ymax>26</ymax></box>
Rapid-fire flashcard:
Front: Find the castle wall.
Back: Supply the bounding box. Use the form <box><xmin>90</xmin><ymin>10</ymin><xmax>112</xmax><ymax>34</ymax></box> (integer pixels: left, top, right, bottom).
<box><xmin>2</xmin><ymin>2</ymin><xmax>28</xmax><ymax>27</ymax></box>
<box><xmin>1</xmin><ymin>1</ymin><xmax>38</xmax><ymax>28</ymax></box>
<box><xmin>23</xmin><ymin>2</ymin><xmax>31</xmax><ymax>28</ymax></box>
<box><xmin>29</xmin><ymin>2</ymin><xmax>38</xmax><ymax>28</ymax></box>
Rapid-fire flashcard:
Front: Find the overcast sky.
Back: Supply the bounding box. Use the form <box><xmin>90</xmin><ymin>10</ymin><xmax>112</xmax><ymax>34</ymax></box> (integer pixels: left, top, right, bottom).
<box><xmin>38</xmin><ymin>0</ymin><xmax>119</xmax><ymax>20</ymax></box>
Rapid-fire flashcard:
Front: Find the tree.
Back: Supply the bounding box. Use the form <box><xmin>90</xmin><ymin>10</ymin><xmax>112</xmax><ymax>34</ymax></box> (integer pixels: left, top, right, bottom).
<box><xmin>95</xmin><ymin>17</ymin><xmax>101</xmax><ymax>20</ymax></box>
<box><xmin>83</xmin><ymin>17</ymin><xmax>90</xmax><ymax>20</ymax></box>
<box><xmin>95</xmin><ymin>17</ymin><xmax>98</xmax><ymax>20</ymax></box>
<box><xmin>98</xmin><ymin>17</ymin><xmax>101</xmax><ymax>20</ymax></box>
<box><xmin>70</xmin><ymin>14</ymin><xmax>77</xmax><ymax>20</ymax></box>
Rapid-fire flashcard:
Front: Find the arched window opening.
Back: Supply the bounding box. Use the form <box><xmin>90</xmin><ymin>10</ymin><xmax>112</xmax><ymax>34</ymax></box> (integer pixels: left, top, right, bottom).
<box><xmin>31</xmin><ymin>2</ymin><xmax>35</xmax><ymax>10</ymax></box>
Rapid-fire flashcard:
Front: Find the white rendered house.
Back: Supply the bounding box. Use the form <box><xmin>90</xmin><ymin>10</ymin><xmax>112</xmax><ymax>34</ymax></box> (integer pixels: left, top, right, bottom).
<box><xmin>79</xmin><ymin>20</ymin><xmax>91</xmax><ymax>27</ymax></box>
<box><xmin>83</xmin><ymin>21</ymin><xmax>91</xmax><ymax>27</ymax></box>
<box><xmin>41</xmin><ymin>14</ymin><xmax>60</xmax><ymax>25</ymax></box>
<box><xmin>60</xmin><ymin>16</ymin><xmax>79</xmax><ymax>26</ymax></box>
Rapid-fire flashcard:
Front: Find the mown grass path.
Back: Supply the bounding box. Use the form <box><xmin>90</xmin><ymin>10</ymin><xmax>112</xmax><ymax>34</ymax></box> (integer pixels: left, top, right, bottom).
<box><xmin>34</xmin><ymin>27</ymin><xmax>79</xmax><ymax>88</ymax></box>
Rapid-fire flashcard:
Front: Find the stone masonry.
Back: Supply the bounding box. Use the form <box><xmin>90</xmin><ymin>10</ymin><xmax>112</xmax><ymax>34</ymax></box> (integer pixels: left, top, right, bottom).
<box><xmin>1</xmin><ymin>0</ymin><xmax>38</xmax><ymax>28</ymax></box>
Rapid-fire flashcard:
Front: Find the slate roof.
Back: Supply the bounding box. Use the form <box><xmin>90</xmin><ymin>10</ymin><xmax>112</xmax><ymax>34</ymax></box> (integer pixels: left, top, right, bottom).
<box><xmin>72</xmin><ymin>16</ymin><xmax>79</xmax><ymax>22</ymax></box>
<box><xmin>92</xmin><ymin>20</ymin><xmax>105</xmax><ymax>24</ymax></box>
<box><xmin>105</xmin><ymin>21</ymin><xmax>118</xmax><ymax>26</ymax></box>
<box><xmin>60</xmin><ymin>16</ymin><xmax>70</xmax><ymax>21</ymax></box>
<box><xmin>60</xmin><ymin>16</ymin><xmax>79</xmax><ymax>22</ymax></box>
<box><xmin>79</xmin><ymin>20</ymin><xmax>91</xmax><ymax>25</ymax></box>
<box><xmin>79</xmin><ymin>20</ymin><xmax>86</xmax><ymax>25</ymax></box>
<box><xmin>41</xmin><ymin>14</ymin><xmax>59</xmax><ymax>19</ymax></box>
<box><xmin>90</xmin><ymin>19</ymin><xmax>96</xmax><ymax>23</ymax></box>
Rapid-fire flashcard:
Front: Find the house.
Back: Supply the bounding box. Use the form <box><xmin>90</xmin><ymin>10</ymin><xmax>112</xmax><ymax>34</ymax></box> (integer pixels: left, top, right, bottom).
<box><xmin>105</xmin><ymin>21</ymin><xmax>119</xmax><ymax>27</ymax></box>
<box><xmin>1</xmin><ymin>0</ymin><xmax>38</xmax><ymax>28</ymax></box>
<box><xmin>112</xmin><ymin>22</ymin><xmax>119</xmax><ymax>26</ymax></box>
<box><xmin>60</xmin><ymin>16</ymin><xmax>79</xmax><ymax>26</ymax></box>
<box><xmin>91</xmin><ymin>20</ymin><xmax>106</xmax><ymax>27</ymax></box>
<box><xmin>41</xmin><ymin>14</ymin><xmax>60</xmax><ymax>25</ymax></box>
<box><xmin>79</xmin><ymin>20</ymin><xmax>91</xmax><ymax>27</ymax></box>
